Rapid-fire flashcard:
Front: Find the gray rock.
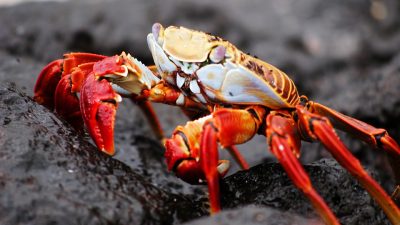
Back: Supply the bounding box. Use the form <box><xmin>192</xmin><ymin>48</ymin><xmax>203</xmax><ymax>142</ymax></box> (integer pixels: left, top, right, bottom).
<box><xmin>0</xmin><ymin>83</ymin><xmax>206</xmax><ymax>225</ymax></box>
<box><xmin>221</xmin><ymin>159</ymin><xmax>390</xmax><ymax>225</ymax></box>
<box><xmin>183</xmin><ymin>205</ymin><xmax>323</xmax><ymax>225</ymax></box>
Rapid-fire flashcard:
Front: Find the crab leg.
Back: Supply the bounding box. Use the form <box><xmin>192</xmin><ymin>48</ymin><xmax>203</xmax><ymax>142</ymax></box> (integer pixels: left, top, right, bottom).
<box><xmin>225</xmin><ymin>146</ymin><xmax>249</xmax><ymax>170</ymax></box>
<box><xmin>308</xmin><ymin>101</ymin><xmax>400</xmax><ymax>202</ymax></box>
<box><xmin>308</xmin><ymin>102</ymin><xmax>400</xmax><ymax>156</ymax></box>
<box><xmin>296</xmin><ymin>105</ymin><xmax>400</xmax><ymax>224</ymax></box>
<box><xmin>136</xmin><ymin>101</ymin><xmax>164</xmax><ymax>141</ymax></box>
<box><xmin>200</xmin><ymin>108</ymin><xmax>266</xmax><ymax>213</ymax></box>
<box><xmin>200</xmin><ymin>121</ymin><xmax>221</xmax><ymax>213</ymax></box>
<box><xmin>266</xmin><ymin>112</ymin><xmax>339</xmax><ymax>225</ymax></box>
<box><xmin>164</xmin><ymin>107</ymin><xmax>265</xmax><ymax>214</ymax></box>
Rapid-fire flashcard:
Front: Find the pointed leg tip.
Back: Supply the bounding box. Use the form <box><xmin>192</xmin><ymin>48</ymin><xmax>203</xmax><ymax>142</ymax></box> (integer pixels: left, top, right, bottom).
<box><xmin>101</xmin><ymin>147</ymin><xmax>115</xmax><ymax>156</ymax></box>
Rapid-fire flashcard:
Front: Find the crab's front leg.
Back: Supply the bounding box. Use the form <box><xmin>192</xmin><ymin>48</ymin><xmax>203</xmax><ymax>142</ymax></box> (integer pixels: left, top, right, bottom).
<box><xmin>164</xmin><ymin>106</ymin><xmax>266</xmax><ymax>213</ymax></box>
<box><xmin>77</xmin><ymin>52</ymin><xmax>206</xmax><ymax>154</ymax></box>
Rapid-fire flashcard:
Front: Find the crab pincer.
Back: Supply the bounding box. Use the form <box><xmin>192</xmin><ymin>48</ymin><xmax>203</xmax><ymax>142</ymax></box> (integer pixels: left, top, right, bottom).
<box><xmin>79</xmin><ymin>56</ymin><xmax>125</xmax><ymax>155</ymax></box>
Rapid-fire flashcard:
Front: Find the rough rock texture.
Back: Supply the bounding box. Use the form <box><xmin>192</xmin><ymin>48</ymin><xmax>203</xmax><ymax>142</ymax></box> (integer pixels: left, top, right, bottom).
<box><xmin>0</xmin><ymin>83</ymin><xmax>206</xmax><ymax>225</ymax></box>
<box><xmin>0</xmin><ymin>0</ymin><xmax>400</xmax><ymax>224</ymax></box>
<box><xmin>183</xmin><ymin>205</ymin><xmax>324</xmax><ymax>225</ymax></box>
<box><xmin>221</xmin><ymin>159</ymin><xmax>390</xmax><ymax>225</ymax></box>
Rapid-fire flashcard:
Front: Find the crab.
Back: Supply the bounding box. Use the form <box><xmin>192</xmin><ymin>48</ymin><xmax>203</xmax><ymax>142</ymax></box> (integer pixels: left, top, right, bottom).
<box><xmin>34</xmin><ymin>23</ymin><xmax>400</xmax><ymax>225</ymax></box>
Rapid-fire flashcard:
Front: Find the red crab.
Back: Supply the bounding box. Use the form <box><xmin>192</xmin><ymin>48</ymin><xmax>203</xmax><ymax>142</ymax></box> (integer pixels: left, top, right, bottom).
<box><xmin>34</xmin><ymin>23</ymin><xmax>400</xmax><ymax>225</ymax></box>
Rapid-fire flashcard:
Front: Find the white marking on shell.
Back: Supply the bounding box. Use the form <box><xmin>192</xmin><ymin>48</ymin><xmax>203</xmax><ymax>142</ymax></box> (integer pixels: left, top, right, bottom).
<box><xmin>181</xmin><ymin>62</ymin><xmax>199</xmax><ymax>74</ymax></box>
<box><xmin>176</xmin><ymin>75</ymin><xmax>185</xmax><ymax>88</ymax></box>
<box><xmin>195</xmin><ymin>93</ymin><xmax>207</xmax><ymax>103</ymax></box>
<box><xmin>111</xmin><ymin>83</ymin><xmax>131</xmax><ymax>96</ymax></box>
<box><xmin>147</xmin><ymin>34</ymin><xmax>177</xmax><ymax>80</ymax></box>
<box><xmin>196</xmin><ymin>114</ymin><xmax>212</xmax><ymax>124</ymax></box>
<box><xmin>217</xmin><ymin>61</ymin><xmax>287</xmax><ymax>109</ymax></box>
<box><xmin>217</xmin><ymin>161</ymin><xmax>230</xmax><ymax>175</ymax></box>
<box><xmin>115</xmin><ymin>94</ymin><xmax>122</xmax><ymax>103</ymax></box>
<box><xmin>127</xmin><ymin>53</ymin><xmax>160</xmax><ymax>89</ymax></box>
<box><xmin>204</xmin><ymin>89</ymin><xmax>216</xmax><ymax>100</ymax></box>
<box><xmin>176</xmin><ymin>94</ymin><xmax>185</xmax><ymax>105</ymax></box>
<box><xmin>196</xmin><ymin>64</ymin><xmax>226</xmax><ymax>90</ymax></box>
<box><xmin>169</xmin><ymin>57</ymin><xmax>199</xmax><ymax>75</ymax></box>
<box><xmin>169</xmin><ymin>56</ymin><xmax>184</xmax><ymax>68</ymax></box>
<box><xmin>189</xmin><ymin>80</ymin><xmax>201</xmax><ymax>94</ymax></box>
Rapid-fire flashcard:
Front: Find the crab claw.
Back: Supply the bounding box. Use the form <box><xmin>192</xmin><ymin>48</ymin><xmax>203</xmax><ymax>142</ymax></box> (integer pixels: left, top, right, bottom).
<box><xmin>165</xmin><ymin>133</ymin><xmax>230</xmax><ymax>184</ymax></box>
<box><xmin>80</xmin><ymin>73</ymin><xmax>121</xmax><ymax>155</ymax></box>
<box><xmin>54</xmin><ymin>74</ymin><xmax>82</xmax><ymax>129</ymax></box>
<box><xmin>34</xmin><ymin>59</ymin><xmax>64</xmax><ymax>109</ymax></box>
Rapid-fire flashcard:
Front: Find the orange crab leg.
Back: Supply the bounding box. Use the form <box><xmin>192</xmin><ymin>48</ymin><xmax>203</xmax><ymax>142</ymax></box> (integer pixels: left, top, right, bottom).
<box><xmin>296</xmin><ymin>105</ymin><xmax>400</xmax><ymax>224</ymax></box>
<box><xmin>200</xmin><ymin>122</ymin><xmax>221</xmax><ymax>213</ymax></box>
<box><xmin>309</xmin><ymin>101</ymin><xmax>400</xmax><ymax>156</ymax></box>
<box><xmin>308</xmin><ymin>101</ymin><xmax>400</xmax><ymax>202</ymax></box>
<box><xmin>199</xmin><ymin>108</ymin><xmax>265</xmax><ymax>213</ymax></box>
<box><xmin>164</xmin><ymin>107</ymin><xmax>265</xmax><ymax>214</ymax></box>
<box><xmin>266</xmin><ymin>112</ymin><xmax>339</xmax><ymax>225</ymax></box>
<box><xmin>225</xmin><ymin>146</ymin><xmax>249</xmax><ymax>170</ymax></box>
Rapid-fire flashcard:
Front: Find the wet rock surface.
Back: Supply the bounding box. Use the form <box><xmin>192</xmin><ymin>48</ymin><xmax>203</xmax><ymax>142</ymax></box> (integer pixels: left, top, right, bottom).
<box><xmin>0</xmin><ymin>0</ymin><xmax>400</xmax><ymax>224</ymax></box>
<box><xmin>221</xmin><ymin>159</ymin><xmax>390</xmax><ymax>225</ymax></box>
<box><xmin>0</xmin><ymin>84</ymin><xmax>206</xmax><ymax>224</ymax></box>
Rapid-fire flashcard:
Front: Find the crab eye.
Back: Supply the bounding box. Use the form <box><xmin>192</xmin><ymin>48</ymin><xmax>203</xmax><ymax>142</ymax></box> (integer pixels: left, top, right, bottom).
<box><xmin>152</xmin><ymin>23</ymin><xmax>164</xmax><ymax>45</ymax></box>
<box><xmin>209</xmin><ymin>45</ymin><xmax>226</xmax><ymax>63</ymax></box>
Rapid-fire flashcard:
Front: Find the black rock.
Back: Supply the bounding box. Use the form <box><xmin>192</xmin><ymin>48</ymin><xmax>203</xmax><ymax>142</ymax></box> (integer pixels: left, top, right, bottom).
<box><xmin>0</xmin><ymin>83</ymin><xmax>206</xmax><ymax>225</ymax></box>
<box><xmin>183</xmin><ymin>205</ymin><xmax>324</xmax><ymax>225</ymax></box>
<box><xmin>221</xmin><ymin>159</ymin><xmax>390</xmax><ymax>225</ymax></box>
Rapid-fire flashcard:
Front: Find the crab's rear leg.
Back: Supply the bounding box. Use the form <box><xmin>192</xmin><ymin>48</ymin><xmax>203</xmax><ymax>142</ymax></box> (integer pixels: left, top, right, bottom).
<box><xmin>296</xmin><ymin>105</ymin><xmax>400</xmax><ymax>224</ymax></box>
<box><xmin>266</xmin><ymin>112</ymin><xmax>339</xmax><ymax>225</ymax></box>
<box><xmin>308</xmin><ymin>101</ymin><xmax>400</xmax><ymax>203</ymax></box>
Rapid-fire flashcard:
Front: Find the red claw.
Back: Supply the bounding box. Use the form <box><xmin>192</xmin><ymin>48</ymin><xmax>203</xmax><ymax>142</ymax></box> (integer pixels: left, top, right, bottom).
<box><xmin>34</xmin><ymin>59</ymin><xmax>63</xmax><ymax>109</ymax></box>
<box><xmin>54</xmin><ymin>74</ymin><xmax>82</xmax><ymax>129</ymax></box>
<box><xmin>80</xmin><ymin>73</ymin><xmax>119</xmax><ymax>155</ymax></box>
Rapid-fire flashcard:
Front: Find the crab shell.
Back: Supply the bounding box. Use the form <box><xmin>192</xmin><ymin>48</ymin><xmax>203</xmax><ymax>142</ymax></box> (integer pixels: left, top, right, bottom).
<box><xmin>147</xmin><ymin>23</ymin><xmax>299</xmax><ymax>109</ymax></box>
